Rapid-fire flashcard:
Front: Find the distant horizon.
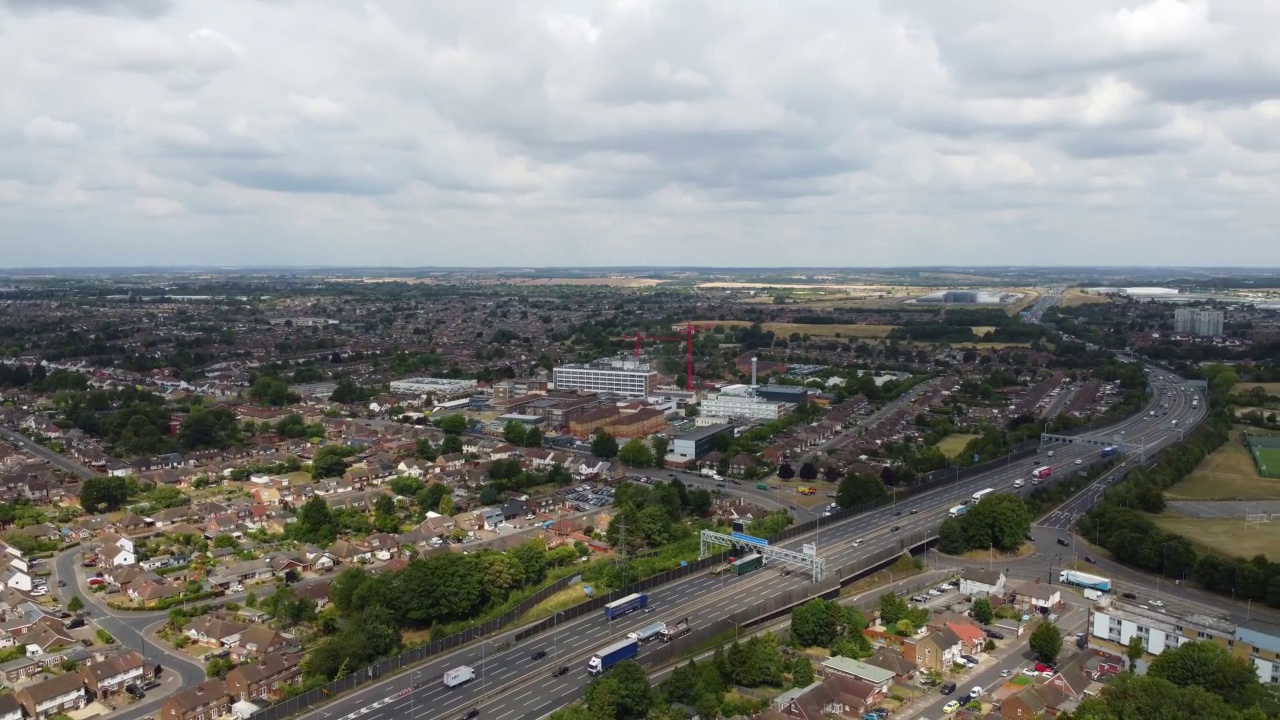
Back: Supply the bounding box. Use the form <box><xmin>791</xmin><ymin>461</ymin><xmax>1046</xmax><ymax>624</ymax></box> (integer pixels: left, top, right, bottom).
<box><xmin>2</xmin><ymin>264</ymin><xmax>1279</xmax><ymax>274</ymax></box>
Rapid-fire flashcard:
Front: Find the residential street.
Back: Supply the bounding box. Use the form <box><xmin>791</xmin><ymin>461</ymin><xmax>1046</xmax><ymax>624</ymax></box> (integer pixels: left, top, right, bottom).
<box><xmin>53</xmin><ymin>547</ymin><xmax>207</xmax><ymax>720</ymax></box>
<box><xmin>0</xmin><ymin>426</ymin><xmax>96</xmax><ymax>479</ymax></box>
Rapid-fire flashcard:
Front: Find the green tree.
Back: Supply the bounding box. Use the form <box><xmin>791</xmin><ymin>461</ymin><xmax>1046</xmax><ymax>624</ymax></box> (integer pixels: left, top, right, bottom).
<box><xmin>1125</xmin><ymin>635</ymin><xmax>1145</xmax><ymax>673</ymax></box>
<box><xmin>650</xmin><ymin>436</ymin><xmax>668</xmax><ymax>467</ymax></box>
<box><xmin>547</xmin><ymin>707</ymin><xmax>595</xmax><ymax>720</ymax></box>
<box><xmin>790</xmin><ymin>598</ymin><xmax>839</xmax><ymax>648</ymax></box>
<box><xmin>877</xmin><ymin>592</ymin><xmax>908</xmax><ymax>626</ymax></box>
<box><xmin>178</xmin><ymin>407</ymin><xmax>243</xmax><ymax>450</ymax></box>
<box><xmin>436</xmin><ymin>414</ymin><xmax>468</xmax><ymax>434</ymax></box>
<box><xmin>972</xmin><ymin>597</ymin><xmax>994</xmax><ymax>625</ymax></box>
<box><xmin>617</xmin><ymin>438</ymin><xmax>653</xmax><ymax>467</ymax></box>
<box><xmin>961</xmin><ymin>494</ymin><xmax>1032</xmax><ymax>552</ymax></box>
<box><xmin>294</xmin><ymin>496</ymin><xmax>338</xmax><ymax>545</ymax></box>
<box><xmin>523</xmin><ymin>426</ymin><xmax>543</xmax><ymax>447</ymax></box>
<box><xmin>777</xmin><ymin>463</ymin><xmax>795</xmax><ymax>480</ymax></box>
<box><xmin>1065</xmin><ymin>672</ymin><xmax>1263</xmax><ymax>720</ymax></box>
<box><xmin>1148</xmin><ymin>640</ymin><xmax>1265</xmax><ymax>709</ymax></box>
<box><xmin>441</xmin><ymin>434</ymin><xmax>463</xmax><ymax>454</ymax></box>
<box><xmin>311</xmin><ymin>445</ymin><xmax>352</xmax><ymax>479</ymax></box>
<box><xmin>799</xmin><ymin>462</ymin><xmax>818</xmax><ymax>481</ymax></box>
<box><xmin>79</xmin><ymin>476</ymin><xmax>129</xmax><ymax>513</ymax></box>
<box><xmin>329</xmin><ymin>379</ymin><xmax>369</xmax><ymax>404</ymax></box>
<box><xmin>592</xmin><ymin>430</ymin><xmax>619</xmax><ymax>459</ymax></box>
<box><xmin>67</xmin><ymin>596</ymin><xmax>84</xmax><ymax>613</ymax></box>
<box><xmin>503</xmin><ymin>421</ymin><xmax>527</xmax><ymax>446</ymax></box>
<box><xmin>1029</xmin><ymin>621</ymin><xmax>1063</xmax><ymax>664</ymax></box>
<box><xmin>938</xmin><ymin>517</ymin><xmax>966</xmax><ymax>554</ymax></box>
<box><xmin>792</xmin><ymin>655</ymin><xmax>815</xmax><ymax>687</ymax></box>
<box><xmin>837</xmin><ymin>472</ymin><xmax>888</xmax><ymax>510</ymax></box>
<box><xmin>248</xmin><ymin>376</ymin><xmax>298</xmax><ymax>406</ymax></box>
<box><xmin>585</xmin><ymin>659</ymin><xmax>651</xmax><ymax>720</ymax></box>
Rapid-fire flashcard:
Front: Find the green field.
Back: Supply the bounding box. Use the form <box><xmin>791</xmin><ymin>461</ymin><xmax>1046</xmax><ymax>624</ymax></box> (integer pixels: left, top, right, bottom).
<box><xmin>1254</xmin><ymin>448</ymin><xmax>1280</xmax><ymax>479</ymax></box>
<box><xmin>1151</xmin><ymin>517</ymin><xmax>1280</xmax><ymax>562</ymax></box>
<box><xmin>934</xmin><ymin>434</ymin><xmax>980</xmax><ymax>459</ymax></box>
<box><xmin>1167</xmin><ymin>427</ymin><xmax>1280</xmax><ymax>500</ymax></box>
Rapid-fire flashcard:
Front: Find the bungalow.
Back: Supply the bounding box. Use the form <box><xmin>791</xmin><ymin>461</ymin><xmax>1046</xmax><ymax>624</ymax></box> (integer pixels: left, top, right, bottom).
<box><xmin>183</xmin><ymin>617</ymin><xmax>247</xmax><ymax>648</ymax></box>
<box><xmin>820</xmin><ymin>657</ymin><xmax>894</xmax><ymax>696</ymax></box>
<box><xmin>866</xmin><ymin>647</ymin><xmax>916</xmax><ymax>682</ymax></box>
<box><xmin>958</xmin><ymin>568</ymin><xmax>1007</xmax><ymax>598</ymax></box>
<box><xmin>210</xmin><ymin>559</ymin><xmax>273</xmax><ymax>587</ymax></box>
<box><xmin>227</xmin><ymin>625</ymin><xmax>294</xmax><ymax>663</ymax></box>
<box><xmin>327</xmin><ymin>539</ymin><xmax>372</xmax><ymax>564</ymax></box>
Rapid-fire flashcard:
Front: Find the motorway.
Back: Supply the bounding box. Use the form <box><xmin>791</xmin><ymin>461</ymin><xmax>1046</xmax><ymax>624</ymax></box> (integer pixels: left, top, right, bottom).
<box><xmin>291</xmin><ymin>371</ymin><xmax>1203</xmax><ymax>720</ymax></box>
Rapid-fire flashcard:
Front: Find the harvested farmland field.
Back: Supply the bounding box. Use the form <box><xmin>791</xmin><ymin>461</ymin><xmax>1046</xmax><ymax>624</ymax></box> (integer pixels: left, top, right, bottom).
<box><xmin>934</xmin><ymin>434</ymin><xmax>980</xmax><ymax>459</ymax></box>
<box><xmin>1059</xmin><ymin>289</ymin><xmax>1112</xmax><ymax>307</ymax></box>
<box><xmin>1234</xmin><ymin>383</ymin><xmax>1280</xmax><ymax>395</ymax></box>
<box><xmin>489</xmin><ymin>277</ymin><xmax>665</xmax><ymax>287</ymax></box>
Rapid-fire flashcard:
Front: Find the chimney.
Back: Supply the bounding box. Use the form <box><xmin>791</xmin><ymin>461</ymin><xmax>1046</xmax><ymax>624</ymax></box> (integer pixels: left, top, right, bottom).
<box><xmin>751</xmin><ymin>357</ymin><xmax>758</xmax><ymax>387</ymax></box>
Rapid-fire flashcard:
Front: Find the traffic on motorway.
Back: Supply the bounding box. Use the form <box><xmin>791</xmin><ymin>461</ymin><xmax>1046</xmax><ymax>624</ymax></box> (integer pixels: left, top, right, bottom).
<box><xmin>293</xmin><ymin>368</ymin><xmax>1203</xmax><ymax>720</ymax></box>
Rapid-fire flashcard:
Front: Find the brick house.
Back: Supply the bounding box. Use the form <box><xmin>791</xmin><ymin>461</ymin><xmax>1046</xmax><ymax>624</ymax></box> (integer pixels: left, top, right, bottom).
<box><xmin>224</xmin><ymin>652</ymin><xmax>302</xmax><ymax>702</ymax></box>
<box><xmin>162</xmin><ymin>679</ymin><xmax>231</xmax><ymax>720</ymax></box>
<box><xmin>903</xmin><ymin>627</ymin><xmax>962</xmax><ymax>673</ymax></box>
<box><xmin>81</xmin><ymin>649</ymin><xmax>148</xmax><ymax>698</ymax></box>
<box><xmin>17</xmin><ymin>672</ymin><xmax>88</xmax><ymax>720</ymax></box>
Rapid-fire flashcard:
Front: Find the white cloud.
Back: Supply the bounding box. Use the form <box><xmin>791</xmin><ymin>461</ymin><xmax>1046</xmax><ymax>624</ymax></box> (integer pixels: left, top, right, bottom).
<box><xmin>24</xmin><ymin>115</ymin><xmax>85</xmax><ymax>145</ymax></box>
<box><xmin>0</xmin><ymin>0</ymin><xmax>1277</xmax><ymax>267</ymax></box>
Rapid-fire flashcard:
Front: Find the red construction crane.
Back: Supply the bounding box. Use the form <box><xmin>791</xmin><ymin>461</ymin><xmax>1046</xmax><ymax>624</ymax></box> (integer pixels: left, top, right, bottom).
<box><xmin>622</xmin><ymin>322</ymin><xmax>712</xmax><ymax>392</ymax></box>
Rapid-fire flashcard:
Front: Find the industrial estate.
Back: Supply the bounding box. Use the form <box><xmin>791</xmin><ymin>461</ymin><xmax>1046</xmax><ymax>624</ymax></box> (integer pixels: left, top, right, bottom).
<box><xmin>0</xmin><ymin>267</ymin><xmax>1276</xmax><ymax>720</ymax></box>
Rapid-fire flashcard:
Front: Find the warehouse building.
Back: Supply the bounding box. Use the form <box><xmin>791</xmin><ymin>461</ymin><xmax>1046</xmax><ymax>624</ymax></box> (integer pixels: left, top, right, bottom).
<box><xmin>389</xmin><ymin>377</ymin><xmax>479</xmax><ymax>400</ymax></box>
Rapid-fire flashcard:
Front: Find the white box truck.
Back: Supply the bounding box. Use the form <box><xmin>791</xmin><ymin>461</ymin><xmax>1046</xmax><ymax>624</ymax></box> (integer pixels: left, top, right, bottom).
<box><xmin>443</xmin><ymin>665</ymin><xmax>476</xmax><ymax>688</ymax></box>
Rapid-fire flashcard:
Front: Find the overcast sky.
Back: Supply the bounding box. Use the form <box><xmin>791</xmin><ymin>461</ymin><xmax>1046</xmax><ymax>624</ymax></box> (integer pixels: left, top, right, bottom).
<box><xmin>2</xmin><ymin>0</ymin><xmax>1278</xmax><ymax>268</ymax></box>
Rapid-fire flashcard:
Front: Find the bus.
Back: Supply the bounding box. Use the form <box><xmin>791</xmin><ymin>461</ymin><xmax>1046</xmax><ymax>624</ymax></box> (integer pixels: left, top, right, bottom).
<box><xmin>971</xmin><ymin>488</ymin><xmax>995</xmax><ymax>503</ymax></box>
<box><xmin>1032</xmin><ymin>466</ymin><xmax>1053</xmax><ymax>480</ymax></box>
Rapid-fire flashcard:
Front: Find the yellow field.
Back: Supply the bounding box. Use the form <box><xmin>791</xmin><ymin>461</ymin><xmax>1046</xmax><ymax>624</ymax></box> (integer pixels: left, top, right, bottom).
<box><xmin>1167</xmin><ymin>426</ymin><xmax>1280</xmax><ymax>500</ymax></box>
<box><xmin>690</xmin><ymin>320</ymin><xmax>897</xmax><ymax>338</ymax></box>
<box><xmin>934</xmin><ymin>433</ymin><xmax>980</xmax><ymax>459</ymax></box>
<box><xmin>1151</xmin><ymin>517</ymin><xmax>1280</xmax><ymax>561</ymax></box>
<box><xmin>1234</xmin><ymin>383</ymin><xmax>1280</xmax><ymax>395</ymax></box>
<box><xmin>952</xmin><ymin>342</ymin><xmax>1034</xmax><ymax>350</ymax></box>
<box><xmin>970</xmin><ymin>326</ymin><xmax>997</xmax><ymax>336</ymax></box>
<box><xmin>1060</xmin><ymin>289</ymin><xmax>1112</xmax><ymax>308</ymax></box>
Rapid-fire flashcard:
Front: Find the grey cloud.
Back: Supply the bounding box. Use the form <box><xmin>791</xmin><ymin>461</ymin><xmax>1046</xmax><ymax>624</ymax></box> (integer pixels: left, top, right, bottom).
<box><xmin>0</xmin><ymin>0</ymin><xmax>173</xmax><ymax>18</ymax></box>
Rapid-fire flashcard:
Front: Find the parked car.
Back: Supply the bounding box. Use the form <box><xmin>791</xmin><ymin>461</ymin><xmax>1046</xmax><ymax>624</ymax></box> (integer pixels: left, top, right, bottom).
<box><xmin>939</xmin><ymin>681</ymin><xmax>957</xmax><ymax>695</ymax></box>
<box><xmin>57</xmin><ymin>580</ymin><xmax>66</xmax><ymax>587</ymax></box>
<box><xmin>88</xmin><ymin>578</ymin><xmax>105</xmax><ymax>586</ymax></box>
<box><xmin>31</xmin><ymin>587</ymin><xmax>48</xmax><ymax>596</ymax></box>
<box><xmin>985</xmin><ymin>629</ymin><xmax>1004</xmax><ymax>640</ymax></box>
<box><xmin>943</xmin><ymin>700</ymin><xmax>960</xmax><ymax>714</ymax></box>
<box><xmin>1035</xmin><ymin>662</ymin><xmax>1055</xmax><ymax>673</ymax></box>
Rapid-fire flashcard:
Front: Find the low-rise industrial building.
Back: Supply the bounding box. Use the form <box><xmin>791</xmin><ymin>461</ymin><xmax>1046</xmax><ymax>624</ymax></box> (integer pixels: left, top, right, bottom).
<box><xmin>670</xmin><ymin>424</ymin><xmax>734</xmax><ymax>461</ymax></box>
<box><xmin>389</xmin><ymin>377</ymin><xmax>479</xmax><ymax>400</ymax></box>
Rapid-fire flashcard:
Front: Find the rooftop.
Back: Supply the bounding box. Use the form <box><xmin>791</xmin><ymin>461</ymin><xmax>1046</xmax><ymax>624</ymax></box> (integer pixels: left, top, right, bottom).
<box><xmin>820</xmin><ymin>656</ymin><xmax>896</xmax><ymax>685</ymax></box>
<box><xmin>675</xmin><ymin>423</ymin><xmax>734</xmax><ymax>442</ymax></box>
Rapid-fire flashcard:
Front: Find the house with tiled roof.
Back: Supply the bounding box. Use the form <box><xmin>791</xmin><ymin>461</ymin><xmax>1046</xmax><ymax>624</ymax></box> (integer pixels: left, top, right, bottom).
<box><xmin>225</xmin><ymin>652</ymin><xmax>302</xmax><ymax>702</ymax></box>
<box><xmin>161</xmin><ymin>678</ymin><xmax>231</xmax><ymax>720</ymax></box>
<box><xmin>16</xmin><ymin>671</ymin><xmax>87</xmax><ymax>720</ymax></box>
<box><xmin>80</xmin><ymin>649</ymin><xmax>148</xmax><ymax>698</ymax></box>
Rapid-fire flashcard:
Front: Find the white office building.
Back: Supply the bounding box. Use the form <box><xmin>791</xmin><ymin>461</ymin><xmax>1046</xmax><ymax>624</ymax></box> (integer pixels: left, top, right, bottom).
<box><xmin>389</xmin><ymin>377</ymin><xmax>479</xmax><ymax>400</ymax></box>
<box><xmin>552</xmin><ymin>358</ymin><xmax>657</xmax><ymax>398</ymax></box>
<box><xmin>700</xmin><ymin>392</ymin><xmax>785</xmax><ymax>422</ymax></box>
<box><xmin>1088</xmin><ymin>600</ymin><xmax>1280</xmax><ymax>684</ymax></box>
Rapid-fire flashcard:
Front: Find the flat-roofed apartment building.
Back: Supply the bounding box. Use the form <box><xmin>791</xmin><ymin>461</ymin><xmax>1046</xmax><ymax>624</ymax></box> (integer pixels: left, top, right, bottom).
<box><xmin>553</xmin><ymin>358</ymin><xmax>658</xmax><ymax>398</ymax></box>
<box><xmin>1087</xmin><ymin>599</ymin><xmax>1280</xmax><ymax>684</ymax></box>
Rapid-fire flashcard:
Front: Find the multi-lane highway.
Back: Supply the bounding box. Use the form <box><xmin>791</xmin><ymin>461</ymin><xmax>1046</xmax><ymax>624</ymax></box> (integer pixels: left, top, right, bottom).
<box><xmin>289</xmin><ymin>371</ymin><xmax>1202</xmax><ymax>720</ymax></box>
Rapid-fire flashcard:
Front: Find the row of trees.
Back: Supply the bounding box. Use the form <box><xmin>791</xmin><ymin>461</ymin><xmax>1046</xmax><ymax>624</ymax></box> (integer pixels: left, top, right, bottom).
<box><xmin>306</xmin><ymin>538</ymin><xmax>579</xmax><ymax>679</ymax></box>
